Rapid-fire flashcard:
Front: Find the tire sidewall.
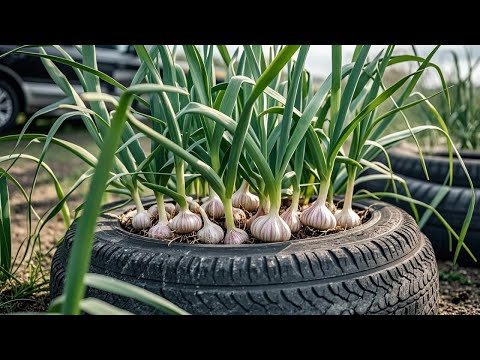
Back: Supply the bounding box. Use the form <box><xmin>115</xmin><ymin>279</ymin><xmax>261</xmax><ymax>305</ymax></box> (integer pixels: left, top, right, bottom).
<box><xmin>51</xmin><ymin>198</ymin><xmax>439</xmax><ymax>315</ymax></box>
<box><xmin>0</xmin><ymin>80</ymin><xmax>19</xmax><ymax>132</ymax></box>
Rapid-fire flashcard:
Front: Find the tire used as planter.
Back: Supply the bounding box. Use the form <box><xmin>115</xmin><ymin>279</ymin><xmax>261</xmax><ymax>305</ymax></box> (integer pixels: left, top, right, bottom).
<box><xmin>361</xmin><ymin>147</ymin><xmax>480</xmax><ymax>266</ymax></box>
<box><xmin>50</xmin><ymin>198</ymin><xmax>439</xmax><ymax>315</ymax></box>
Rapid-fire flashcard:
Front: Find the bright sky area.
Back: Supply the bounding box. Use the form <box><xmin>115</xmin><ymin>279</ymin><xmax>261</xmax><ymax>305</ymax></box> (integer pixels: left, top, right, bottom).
<box><xmin>223</xmin><ymin>45</ymin><xmax>480</xmax><ymax>86</ymax></box>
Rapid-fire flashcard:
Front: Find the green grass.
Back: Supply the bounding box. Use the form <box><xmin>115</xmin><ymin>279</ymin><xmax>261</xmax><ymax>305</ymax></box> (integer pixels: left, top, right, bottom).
<box><xmin>439</xmin><ymin>269</ymin><xmax>472</xmax><ymax>285</ymax></box>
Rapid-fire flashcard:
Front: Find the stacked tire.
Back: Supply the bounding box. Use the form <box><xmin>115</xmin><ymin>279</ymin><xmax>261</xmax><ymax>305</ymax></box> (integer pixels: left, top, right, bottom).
<box><xmin>361</xmin><ymin>147</ymin><xmax>480</xmax><ymax>266</ymax></box>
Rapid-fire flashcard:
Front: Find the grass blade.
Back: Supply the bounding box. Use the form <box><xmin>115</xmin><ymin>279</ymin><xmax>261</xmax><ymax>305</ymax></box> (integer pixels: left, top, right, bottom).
<box><xmin>0</xmin><ymin>171</ymin><xmax>11</xmax><ymax>275</ymax></box>
<box><xmin>84</xmin><ymin>273</ymin><xmax>188</xmax><ymax>315</ymax></box>
<box><xmin>80</xmin><ymin>298</ymin><xmax>133</xmax><ymax>315</ymax></box>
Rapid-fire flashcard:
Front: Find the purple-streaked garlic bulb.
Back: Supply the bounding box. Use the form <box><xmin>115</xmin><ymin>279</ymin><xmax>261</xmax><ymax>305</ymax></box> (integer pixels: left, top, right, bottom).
<box><xmin>148</xmin><ymin>220</ymin><xmax>173</xmax><ymax>240</ymax></box>
<box><xmin>280</xmin><ymin>207</ymin><xmax>302</xmax><ymax>233</ymax></box>
<box><xmin>223</xmin><ymin>228</ymin><xmax>249</xmax><ymax>245</ymax></box>
<box><xmin>201</xmin><ymin>192</ymin><xmax>225</xmax><ymax>219</ymax></box>
<box><xmin>132</xmin><ymin>211</ymin><xmax>151</xmax><ymax>230</ymax></box>
<box><xmin>299</xmin><ymin>202</ymin><xmax>336</xmax><ymax>230</ymax></box>
<box><xmin>250</xmin><ymin>213</ymin><xmax>291</xmax><ymax>242</ymax></box>
<box><xmin>232</xmin><ymin>180</ymin><xmax>259</xmax><ymax>212</ymax></box>
<box><xmin>335</xmin><ymin>208</ymin><xmax>361</xmax><ymax>229</ymax></box>
<box><xmin>169</xmin><ymin>209</ymin><xmax>202</xmax><ymax>234</ymax></box>
<box><xmin>197</xmin><ymin>207</ymin><xmax>224</xmax><ymax>244</ymax></box>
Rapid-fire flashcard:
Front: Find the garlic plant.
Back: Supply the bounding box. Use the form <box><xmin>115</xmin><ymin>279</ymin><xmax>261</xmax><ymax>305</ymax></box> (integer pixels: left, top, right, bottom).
<box><xmin>201</xmin><ymin>190</ymin><xmax>225</xmax><ymax>219</ymax></box>
<box><xmin>131</xmin><ymin>190</ymin><xmax>151</xmax><ymax>230</ymax></box>
<box><xmin>148</xmin><ymin>221</ymin><xmax>173</xmax><ymax>240</ymax></box>
<box><xmin>335</xmin><ymin>172</ymin><xmax>361</xmax><ymax>229</ymax></box>
<box><xmin>197</xmin><ymin>206</ymin><xmax>224</xmax><ymax>244</ymax></box>
<box><xmin>232</xmin><ymin>180</ymin><xmax>259</xmax><ymax>212</ymax></box>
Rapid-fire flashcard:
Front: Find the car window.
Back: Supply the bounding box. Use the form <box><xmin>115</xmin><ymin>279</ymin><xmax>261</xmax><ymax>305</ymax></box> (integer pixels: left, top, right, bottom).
<box><xmin>96</xmin><ymin>45</ymin><xmax>129</xmax><ymax>52</ymax></box>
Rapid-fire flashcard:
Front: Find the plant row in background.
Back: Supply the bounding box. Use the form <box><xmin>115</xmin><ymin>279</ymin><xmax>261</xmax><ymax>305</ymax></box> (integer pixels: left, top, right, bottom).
<box><xmin>408</xmin><ymin>46</ymin><xmax>480</xmax><ymax>151</ymax></box>
<box><xmin>0</xmin><ymin>45</ymin><xmax>476</xmax><ymax>314</ymax></box>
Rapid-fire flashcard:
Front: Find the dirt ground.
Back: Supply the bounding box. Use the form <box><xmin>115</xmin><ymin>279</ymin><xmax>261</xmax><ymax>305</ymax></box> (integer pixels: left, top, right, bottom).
<box><xmin>1</xmin><ymin>125</ymin><xmax>479</xmax><ymax>314</ymax></box>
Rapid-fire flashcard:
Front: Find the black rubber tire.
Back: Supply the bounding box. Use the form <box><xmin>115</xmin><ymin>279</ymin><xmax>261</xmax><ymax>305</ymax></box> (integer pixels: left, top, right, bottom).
<box><xmin>50</xmin><ymin>199</ymin><xmax>439</xmax><ymax>315</ymax></box>
<box><xmin>385</xmin><ymin>147</ymin><xmax>480</xmax><ymax>188</ymax></box>
<box><xmin>0</xmin><ymin>80</ymin><xmax>19</xmax><ymax>133</ymax></box>
<box><xmin>361</xmin><ymin>174</ymin><xmax>480</xmax><ymax>266</ymax></box>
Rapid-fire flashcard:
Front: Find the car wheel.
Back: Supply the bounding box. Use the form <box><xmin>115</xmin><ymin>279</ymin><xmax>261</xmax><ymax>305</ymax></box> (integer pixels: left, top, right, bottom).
<box><xmin>0</xmin><ymin>80</ymin><xmax>19</xmax><ymax>133</ymax></box>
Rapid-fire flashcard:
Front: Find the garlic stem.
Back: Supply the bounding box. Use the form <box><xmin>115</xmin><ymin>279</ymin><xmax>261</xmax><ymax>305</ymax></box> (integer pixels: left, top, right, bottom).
<box><xmin>316</xmin><ymin>179</ymin><xmax>330</xmax><ymax>206</ymax></box>
<box><xmin>155</xmin><ymin>191</ymin><xmax>168</xmax><ymax>223</ymax></box>
<box><xmin>175</xmin><ymin>159</ymin><xmax>188</xmax><ymax>211</ymax></box>
<box><xmin>198</xmin><ymin>205</ymin><xmax>210</xmax><ymax>224</ymax></box>
<box><xmin>238</xmin><ymin>179</ymin><xmax>249</xmax><ymax>193</ymax></box>
<box><xmin>223</xmin><ymin>197</ymin><xmax>235</xmax><ymax>231</ymax></box>
<box><xmin>132</xmin><ymin>188</ymin><xmax>145</xmax><ymax>212</ymax></box>
<box><xmin>291</xmin><ymin>186</ymin><xmax>301</xmax><ymax>213</ymax></box>
<box><xmin>343</xmin><ymin>175</ymin><xmax>355</xmax><ymax>210</ymax></box>
<box><xmin>335</xmin><ymin>174</ymin><xmax>361</xmax><ymax>229</ymax></box>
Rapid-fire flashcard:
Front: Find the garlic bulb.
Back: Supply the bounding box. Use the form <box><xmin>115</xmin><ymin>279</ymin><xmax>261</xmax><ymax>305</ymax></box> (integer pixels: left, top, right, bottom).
<box><xmin>149</xmin><ymin>203</ymin><xmax>172</xmax><ymax>220</ymax></box>
<box><xmin>189</xmin><ymin>200</ymin><xmax>201</xmax><ymax>214</ymax></box>
<box><xmin>335</xmin><ymin>208</ymin><xmax>361</xmax><ymax>229</ymax></box>
<box><xmin>300</xmin><ymin>202</ymin><xmax>336</xmax><ymax>230</ymax></box>
<box><xmin>232</xmin><ymin>180</ymin><xmax>259</xmax><ymax>212</ymax></box>
<box><xmin>251</xmin><ymin>214</ymin><xmax>291</xmax><ymax>242</ymax></box>
<box><xmin>233</xmin><ymin>207</ymin><xmax>246</xmax><ymax>226</ymax></box>
<box><xmin>197</xmin><ymin>207</ymin><xmax>224</xmax><ymax>244</ymax></box>
<box><xmin>147</xmin><ymin>204</ymin><xmax>158</xmax><ymax>217</ymax></box>
<box><xmin>169</xmin><ymin>209</ymin><xmax>202</xmax><ymax>234</ymax></box>
<box><xmin>164</xmin><ymin>203</ymin><xmax>176</xmax><ymax>216</ymax></box>
<box><xmin>246</xmin><ymin>205</ymin><xmax>267</xmax><ymax>229</ymax></box>
<box><xmin>148</xmin><ymin>221</ymin><xmax>173</xmax><ymax>239</ymax></box>
<box><xmin>280</xmin><ymin>207</ymin><xmax>302</xmax><ymax>233</ymax></box>
<box><xmin>201</xmin><ymin>193</ymin><xmax>225</xmax><ymax>219</ymax></box>
<box><xmin>132</xmin><ymin>211</ymin><xmax>151</xmax><ymax>230</ymax></box>
<box><xmin>223</xmin><ymin>228</ymin><xmax>249</xmax><ymax>245</ymax></box>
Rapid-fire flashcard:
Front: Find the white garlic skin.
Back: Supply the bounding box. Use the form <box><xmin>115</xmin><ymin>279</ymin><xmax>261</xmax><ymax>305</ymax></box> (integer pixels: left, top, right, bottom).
<box><xmin>335</xmin><ymin>208</ymin><xmax>361</xmax><ymax>229</ymax></box>
<box><xmin>251</xmin><ymin>214</ymin><xmax>292</xmax><ymax>243</ymax></box>
<box><xmin>201</xmin><ymin>196</ymin><xmax>225</xmax><ymax>219</ymax></box>
<box><xmin>232</xmin><ymin>185</ymin><xmax>259</xmax><ymax>212</ymax></box>
<box><xmin>132</xmin><ymin>211</ymin><xmax>151</xmax><ymax>230</ymax></box>
<box><xmin>164</xmin><ymin>203</ymin><xmax>176</xmax><ymax>216</ymax></box>
<box><xmin>148</xmin><ymin>223</ymin><xmax>173</xmax><ymax>239</ymax></box>
<box><xmin>223</xmin><ymin>228</ymin><xmax>249</xmax><ymax>245</ymax></box>
<box><xmin>300</xmin><ymin>203</ymin><xmax>336</xmax><ymax>230</ymax></box>
<box><xmin>147</xmin><ymin>205</ymin><xmax>158</xmax><ymax>217</ymax></box>
<box><xmin>169</xmin><ymin>209</ymin><xmax>202</xmax><ymax>234</ymax></box>
<box><xmin>197</xmin><ymin>221</ymin><xmax>224</xmax><ymax>244</ymax></box>
<box><xmin>280</xmin><ymin>207</ymin><xmax>302</xmax><ymax>233</ymax></box>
